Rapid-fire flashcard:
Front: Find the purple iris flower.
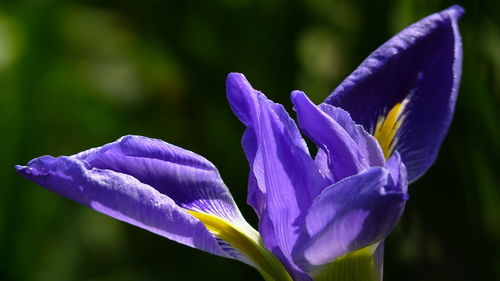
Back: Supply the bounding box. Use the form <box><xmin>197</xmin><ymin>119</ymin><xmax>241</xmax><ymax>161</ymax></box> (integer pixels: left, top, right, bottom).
<box><xmin>16</xmin><ymin>5</ymin><xmax>462</xmax><ymax>281</ymax></box>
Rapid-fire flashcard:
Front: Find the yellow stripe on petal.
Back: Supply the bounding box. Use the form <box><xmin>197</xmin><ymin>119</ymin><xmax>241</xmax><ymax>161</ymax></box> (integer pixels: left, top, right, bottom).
<box><xmin>373</xmin><ymin>99</ymin><xmax>409</xmax><ymax>159</ymax></box>
<box><xmin>186</xmin><ymin>210</ymin><xmax>293</xmax><ymax>281</ymax></box>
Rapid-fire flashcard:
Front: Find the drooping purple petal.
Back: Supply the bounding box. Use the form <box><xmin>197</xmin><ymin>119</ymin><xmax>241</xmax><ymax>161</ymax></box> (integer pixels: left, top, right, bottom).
<box><xmin>227</xmin><ymin>73</ymin><xmax>327</xmax><ymax>280</ymax></box>
<box><xmin>292</xmin><ymin>91</ymin><xmax>384</xmax><ymax>182</ymax></box>
<box><xmin>16</xmin><ymin>135</ymin><xmax>257</xmax><ymax>264</ymax></box>
<box><xmin>80</xmin><ymin>135</ymin><xmax>242</xmax><ymax>222</ymax></box>
<box><xmin>16</xmin><ymin>156</ymin><xmax>231</xmax><ymax>259</ymax></box>
<box><xmin>292</xmin><ymin>153</ymin><xmax>408</xmax><ymax>272</ymax></box>
<box><xmin>323</xmin><ymin>5</ymin><xmax>463</xmax><ymax>182</ymax></box>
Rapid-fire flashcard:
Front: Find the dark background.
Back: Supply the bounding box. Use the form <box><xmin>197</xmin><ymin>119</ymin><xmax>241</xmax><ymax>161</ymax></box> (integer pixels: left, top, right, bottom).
<box><xmin>0</xmin><ymin>0</ymin><xmax>498</xmax><ymax>280</ymax></box>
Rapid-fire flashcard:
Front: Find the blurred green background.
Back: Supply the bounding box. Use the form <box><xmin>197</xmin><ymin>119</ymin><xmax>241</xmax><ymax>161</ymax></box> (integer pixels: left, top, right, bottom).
<box><xmin>1</xmin><ymin>0</ymin><xmax>498</xmax><ymax>280</ymax></box>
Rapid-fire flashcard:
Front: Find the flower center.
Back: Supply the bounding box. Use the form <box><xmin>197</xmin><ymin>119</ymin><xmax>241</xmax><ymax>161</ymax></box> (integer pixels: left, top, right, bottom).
<box><xmin>373</xmin><ymin>100</ymin><xmax>409</xmax><ymax>158</ymax></box>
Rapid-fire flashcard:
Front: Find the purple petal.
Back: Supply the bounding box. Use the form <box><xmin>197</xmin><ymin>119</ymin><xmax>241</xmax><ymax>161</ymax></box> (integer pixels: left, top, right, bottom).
<box><xmin>81</xmin><ymin>135</ymin><xmax>242</xmax><ymax>221</ymax></box>
<box><xmin>318</xmin><ymin>103</ymin><xmax>385</xmax><ymax>168</ymax></box>
<box><xmin>16</xmin><ymin>135</ymin><xmax>257</xmax><ymax>264</ymax></box>
<box><xmin>292</xmin><ymin>153</ymin><xmax>408</xmax><ymax>271</ymax></box>
<box><xmin>292</xmin><ymin>91</ymin><xmax>384</xmax><ymax>182</ymax></box>
<box><xmin>227</xmin><ymin>73</ymin><xmax>327</xmax><ymax>280</ymax></box>
<box><xmin>16</xmin><ymin>156</ymin><xmax>231</xmax><ymax>259</ymax></box>
<box><xmin>314</xmin><ymin>149</ymin><xmax>334</xmax><ymax>183</ymax></box>
<box><xmin>323</xmin><ymin>5</ymin><xmax>464</xmax><ymax>182</ymax></box>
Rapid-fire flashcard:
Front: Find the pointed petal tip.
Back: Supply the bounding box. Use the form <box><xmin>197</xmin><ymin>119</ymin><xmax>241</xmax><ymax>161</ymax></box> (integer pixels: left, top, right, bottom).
<box><xmin>290</xmin><ymin>90</ymin><xmax>309</xmax><ymax>108</ymax></box>
<box><xmin>226</xmin><ymin>72</ymin><xmax>247</xmax><ymax>86</ymax></box>
<box><xmin>226</xmin><ymin>72</ymin><xmax>254</xmax><ymax>96</ymax></box>
<box><xmin>226</xmin><ymin>73</ymin><xmax>251</xmax><ymax>97</ymax></box>
<box><xmin>290</xmin><ymin>90</ymin><xmax>305</xmax><ymax>99</ymax></box>
<box><xmin>15</xmin><ymin>164</ymin><xmax>33</xmax><ymax>178</ymax></box>
<box><xmin>227</xmin><ymin>72</ymin><xmax>244</xmax><ymax>77</ymax></box>
<box><xmin>16</xmin><ymin>157</ymin><xmax>55</xmax><ymax>178</ymax></box>
<box><xmin>15</xmin><ymin>164</ymin><xmax>25</xmax><ymax>172</ymax></box>
<box><xmin>225</xmin><ymin>72</ymin><xmax>258</xmax><ymax>126</ymax></box>
<box><xmin>446</xmin><ymin>5</ymin><xmax>465</xmax><ymax>20</ymax></box>
<box><xmin>16</xmin><ymin>164</ymin><xmax>32</xmax><ymax>176</ymax></box>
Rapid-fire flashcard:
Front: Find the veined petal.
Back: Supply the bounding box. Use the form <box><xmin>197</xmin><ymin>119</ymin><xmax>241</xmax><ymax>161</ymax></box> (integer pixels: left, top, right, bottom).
<box><xmin>17</xmin><ymin>136</ymin><xmax>293</xmax><ymax>280</ymax></box>
<box><xmin>323</xmin><ymin>5</ymin><xmax>464</xmax><ymax>182</ymax></box>
<box><xmin>227</xmin><ymin>73</ymin><xmax>327</xmax><ymax>280</ymax></box>
<box><xmin>292</xmin><ymin>153</ymin><xmax>408</xmax><ymax>272</ymax></box>
<box><xmin>16</xmin><ymin>155</ymin><xmax>229</xmax><ymax>258</ymax></box>
<box><xmin>82</xmin><ymin>135</ymin><xmax>242</xmax><ymax>222</ymax></box>
<box><xmin>318</xmin><ymin>103</ymin><xmax>385</xmax><ymax>168</ymax></box>
<box><xmin>292</xmin><ymin>91</ymin><xmax>384</xmax><ymax>182</ymax></box>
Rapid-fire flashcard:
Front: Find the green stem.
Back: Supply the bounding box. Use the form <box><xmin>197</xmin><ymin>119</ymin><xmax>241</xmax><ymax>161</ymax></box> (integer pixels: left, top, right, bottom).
<box><xmin>313</xmin><ymin>244</ymin><xmax>379</xmax><ymax>281</ymax></box>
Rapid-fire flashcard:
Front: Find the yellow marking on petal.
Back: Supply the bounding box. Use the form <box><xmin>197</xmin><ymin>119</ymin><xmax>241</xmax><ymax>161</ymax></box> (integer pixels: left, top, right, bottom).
<box><xmin>186</xmin><ymin>210</ymin><xmax>292</xmax><ymax>281</ymax></box>
<box><xmin>373</xmin><ymin>99</ymin><xmax>409</xmax><ymax>159</ymax></box>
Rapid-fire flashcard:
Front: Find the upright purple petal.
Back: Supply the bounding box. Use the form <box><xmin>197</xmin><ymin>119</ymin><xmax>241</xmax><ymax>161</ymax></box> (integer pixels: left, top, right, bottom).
<box><xmin>227</xmin><ymin>73</ymin><xmax>327</xmax><ymax>280</ymax></box>
<box><xmin>323</xmin><ymin>5</ymin><xmax>463</xmax><ymax>182</ymax></box>
<box><xmin>292</xmin><ymin>153</ymin><xmax>408</xmax><ymax>272</ymax></box>
<box><xmin>292</xmin><ymin>91</ymin><xmax>384</xmax><ymax>182</ymax></box>
<box><xmin>16</xmin><ymin>156</ymin><xmax>229</xmax><ymax>259</ymax></box>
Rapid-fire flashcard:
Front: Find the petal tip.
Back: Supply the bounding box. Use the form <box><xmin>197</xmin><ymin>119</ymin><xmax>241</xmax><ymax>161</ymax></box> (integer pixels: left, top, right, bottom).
<box><xmin>290</xmin><ymin>90</ymin><xmax>305</xmax><ymax>98</ymax></box>
<box><xmin>290</xmin><ymin>90</ymin><xmax>311</xmax><ymax>107</ymax></box>
<box><xmin>15</xmin><ymin>164</ymin><xmax>25</xmax><ymax>172</ymax></box>
<box><xmin>15</xmin><ymin>164</ymin><xmax>31</xmax><ymax>177</ymax></box>
<box><xmin>446</xmin><ymin>5</ymin><xmax>465</xmax><ymax>20</ymax></box>
<box><xmin>290</xmin><ymin>90</ymin><xmax>306</xmax><ymax>105</ymax></box>
<box><xmin>15</xmin><ymin>163</ymin><xmax>48</xmax><ymax>179</ymax></box>
<box><xmin>226</xmin><ymin>72</ymin><xmax>253</xmax><ymax>96</ymax></box>
<box><xmin>226</xmin><ymin>72</ymin><xmax>247</xmax><ymax>85</ymax></box>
